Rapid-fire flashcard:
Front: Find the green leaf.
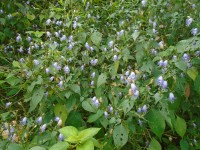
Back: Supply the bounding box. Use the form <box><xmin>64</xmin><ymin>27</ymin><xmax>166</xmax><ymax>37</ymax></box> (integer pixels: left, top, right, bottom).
<box><xmin>114</xmin><ymin>61</ymin><xmax>119</xmax><ymax>74</ymax></box>
<box><xmin>121</xmin><ymin>99</ymin><xmax>134</xmax><ymax>115</ymax></box>
<box><xmin>82</xmin><ymin>100</ymin><xmax>96</xmax><ymax>113</ymax></box>
<box><xmin>59</xmin><ymin>126</ymin><xmax>78</xmax><ymax>141</ymax></box>
<box><xmin>29</xmin><ymin>146</ymin><xmax>46</xmax><ymax>150</ymax></box>
<box><xmin>97</xmin><ymin>73</ymin><xmax>107</xmax><ymax>88</ymax></box>
<box><xmin>49</xmin><ymin>142</ymin><xmax>69</xmax><ymax>150</ymax></box>
<box><xmin>54</xmin><ymin>104</ymin><xmax>68</xmax><ymax>126</ymax></box>
<box><xmin>180</xmin><ymin>139</ymin><xmax>189</xmax><ymax>150</ymax></box>
<box><xmin>29</xmin><ymin>87</ymin><xmax>45</xmax><ymax>112</ymax></box>
<box><xmin>174</xmin><ymin>116</ymin><xmax>186</xmax><ymax>138</ymax></box>
<box><xmin>113</xmin><ymin>124</ymin><xmax>128</xmax><ymax>148</ymax></box>
<box><xmin>147</xmin><ymin>138</ymin><xmax>161</xmax><ymax>150</ymax></box>
<box><xmin>146</xmin><ymin>109</ymin><xmax>165</xmax><ymax>139</ymax></box>
<box><xmin>27</xmin><ymin>13</ymin><xmax>35</xmax><ymax>20</ymax></box>
<box><xmin>132</xmin><ymin>31</ymin><xmax>140</xmax><ymax>41</ymax></box>
<box><xmin>91</xmin><ymin>32</ymin><xmax>102</xmax><ymax>46</ymax></box>
<box><xmin>70</xmin><ymin>84</ymin><xmax>81</xmax><ymax>95</ymax></box>
<box><xmin>194</xmin><ymin>75</ymin><xmax>200</xmax><ymax>94</ymax></box>
<box><xmin>76</xmin><ymin>140</ymin><xmax>94</xmax><ymax>150</ymax></box>
<box><xmin>175</xmin><ymin>61</ymin><xmax>187</xmax><ymax>72</ymax></box>
<box><xmin>7</xmin><ymin>143</ymin><xmax>24</xmax><ymax>150</ymax></box>
<box><xmin>77</xmin><ymin>32</ymin><xmax>86</xmax><ymax>43</ymax></box>
<box><xmin>78</xmin><ymin>128</ymin><xmax>101</xmax><ymax>143</ymax></box>
<box><xmin>12</xmin><ymin>61</ymin><xmax>20</xmax><ymax>68</ymax></box>
<box><xmin>187</xmin><ymin>67</ymin><xmax>198</xmax><ymax>80</ymax></box>
<box><xmin>87</xmin><ymin>110</ymin><xmax>104</xmax><ymax>123</ymax></box>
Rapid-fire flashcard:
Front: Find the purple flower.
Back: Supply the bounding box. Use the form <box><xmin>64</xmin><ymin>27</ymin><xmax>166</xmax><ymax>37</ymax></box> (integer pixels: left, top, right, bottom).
<box><xmin>91</xmin><ymin>72</ymin><xmax>96</xmax><ymax>78</ymax></box>
<box><xmin>46</xmin><ymin>68</ymin><xmax>50</xmax><ymax>74</ymax></box>
<box><xmin>142</xmin><ymin>105</ymin><xmax>147</xmax><ymax>113</ymax></box>
<box><xmin>58</xmin><ymin>133</ymin><xmax>64</xmax><ymax>141</ymax></box>
<box><xmin>37</xmin><ymin>116</ymin><xmax>42</xmax><ymax>125</ymax></box>
<box><xmin>191</xmin><ymin>28</ymin><xmax>198</xmax><ymax>36</ymax></box>
<box><xmin>104</xmin><ymin>111</ymin><xmax>109</xmax><ymax>118</ymax></box>
<box><xmin>63</xmin><ymin>66</ymin><xmax>70</xmax><ymax>74</ymax></box>
<box><xmin>22</xmin><ymin>117</ymin><xmax>27</xmax><ymax>125</ymax></box>
<box><xmin>141</xmin><ymin>0</ymin><xmax>147</xmax><ymax>7</ymax></box>
<box><xmin>46</xmin><ymin>19</ymin><xmax>51</xmax><ymax>25</ymax></box>
<box><xmin>182</xmin><ymin>53</ymin><xmax>190</xmax><ymax>61</ymax></box>
<box><xmin>113</xmin><ymin>55</ymin><xmax>118</xmax><ymax>61</ymax></box>
<box><xmin>169</xmin><ymin>92</ymin><xmax>175</xmax><ymax>103</ymax></box>
<box><xmin>137</xmin><ymin>107</ymin><xmax>142</xmax><ymax>114</ymax></box>
<box><xmin>40</xmin><ymin>124</ymin><xmax>47</xmax><ymax>133</ymax></box>
<box><xmin>186</xmin><ymin>17</ymin><xmax>193</xmax><ymax>27</ymax></box>
<box><xmin>162</xmin><ymin>80</ymin><xmax>168</xmax><ymax>89</ymax></box>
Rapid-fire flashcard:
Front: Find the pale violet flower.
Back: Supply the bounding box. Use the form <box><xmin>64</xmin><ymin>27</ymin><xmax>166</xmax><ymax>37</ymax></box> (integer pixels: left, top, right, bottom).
<box><xmin>58</xmin><ymin>133</ymin><xmax>64</xmax><ymax>141</ymax></box>
<box><xmin>91</xmin><ymin>72</ymin><xmax>95</xmax><ymax>78</ymax></box>
<box><xmin>63</xmin><ymin>66</ymin><xmax>70</xmax><ymax>74</ymax></box>
<box><xmin>16</xmin><ymin>34</ymin><xmax>22</xmax><ymax>42</ymax></box>
<box><xmin>37</xmin><ymin>116</ymin><xmax>42</xmax><ymax>125</ymax></box>
<box><xmin>108</xmin><ymin>41</ymin><xmax>114</xmax><ymax>48</ymax></box>
<box><xmin>186</xmin><ymin>17</ymin><xmax>193</xmax><ymax>27</ymax></box>
<box><xmin>182</xmin><ymin>53</ymin><xmax>190</xmax><ymax>61</ymax></box>
<box><xmin>46</xmin><ymin>31</ymin><xmax>51</xmax><ymax>37</ymax></box>
<box><xmin>113</xmin><ymin>55</ymin><xmax>118</xmax><ymax>61</ymax></box>
<box><xmin>137</xmin><ymin>107</ymin><xmax>142</xmax><ymax>114</ymax></box>
<box><xmin>157</xmin><ymin>76</ymin><xmax>164</xmax><ymax>86</ymax></box>
<box><xmin>40</xmin><ymin>124</ymin><xmax>47</xmax><ymax>133</ymax></box>
<box><xmin>91</xmin><ymin>80</ymin><xmax>94</xmax><ymax>86</ymax></box>
<box><xmin>46</xmin><ymin>19</ymin><xmax>51</xmax><ymax>25</ymax></box>
<box><xmin>169</xmin><ymin>92</ymin><xmax>175</xmax><ymax>103</ymax></box>
<box><xmin>141</xmin><ymin>0</ymin><xmax>147</xmax><ymax>7</ymax></box>
<box><xmin>6</xmin><ymin>102</ymin><xmax>12</xmax><ymax>108</ymax></box>
<box><xmin>142</xmin><ymin>105</ymin><xmax>147</xmax><ymax>113</ymax></box>
<box><xmin>22</xmin><ymin>117</ymin><xmax>27</xmax><ymax>125</ymax></box>
<box><xmin>162</xmin><ymin>80</ymin><xmax>168</xmax><ymax>89</ymax></box>
<box><xmin>191</xmin><ymin>28</ymin><xmax>198</xmax><ymax>36</ymax></box>
<box><xmin>45</xmin><ymin>68</ymin><xmax>50</xmax><ymax>74</ymax></box>
<box><xmin>33</xmin><ymin>59</ymin><xmax>40</xmax><ymax>66</ymax></box>
<box><xmin>104</xmin><ymin>111</ymin><xmax>109</xmax><ymax>118</ymax></box>
<box><xmin>73</xmin><ymin>21</ymin><xmax>77</xmax><ymax>29</ymax></box>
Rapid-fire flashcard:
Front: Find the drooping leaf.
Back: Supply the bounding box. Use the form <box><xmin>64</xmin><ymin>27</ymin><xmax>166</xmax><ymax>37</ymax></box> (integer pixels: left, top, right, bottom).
<box><xmin>174</xmin><ymin>116</ymin><xmax>186</xmax><ymax>138</ymax></box>
<box><xmin>113</xmin><ymin>124</ymin><xmax>128</xmax><ymax>148</ymax></box>
<box><xmin>146</xmin><ymin>109</ymin><xmax>165</xmax><ymax>139</ymax></box>
<box><xmin>49</xmin><ymin>142</ymin><xmax>69</xmax><ymax>150</ymax></box>
<box><xmin>147</xmin><ymin>138</ymin><xmax>161</xmax><ymax>150</ymax></box>
<box><xmin>29</xmin><ymin>87</ymin><xmax>45</xmax><ymax>112</ymax></box>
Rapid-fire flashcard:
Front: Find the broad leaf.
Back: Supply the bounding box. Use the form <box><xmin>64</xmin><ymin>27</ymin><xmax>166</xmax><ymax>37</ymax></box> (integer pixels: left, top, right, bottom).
<box><xmin>180</xmin><ymin>139</ymin><xmax>189</xmax><ymax>150</ymax></box>
<box><xmin>29</xmin><ymin>87</ymin><xmax>45</xmax><ymax>112</ymax></box>
<box><xmin>97</xmin><ymin>73</ymin><xmax>107</xmax><ymax>88</ymax></box>
<box><xmin>174</xmin><ymin>116</ymin><xmax>186</xmax><ymax>138</ymax></box>
<box><xmin>113</xmin><ymin>124</ymin><xmax>128</xmax><ymax>148</ymax></box>
<box><xmin>29</xmin><ymin>146</ymin><xmax>46</xmax><ymax>150</ymax></box>
<box><xmin>187</xmin><ymin>67</ymin><xmax>198</xmax><ymax>80</ymax></box>
<box><xmin>78</xmin><ymin>128</ymin><xmax>101</xmax><ymax>143</ymax></box>
<box><xmin>49</xmin><ymin>142</ymin><xmax>69</xmax><ymax>150</ymax></box>
<box><xmin>91</xmin><ymin>32</ymin><xmax>102</xmax><ymax>46</ymax></box>
<box><xmin>76</xmin><ymin>140</ymin><xmax>94</xmax><ymax>150</ymax></box>
<box><xmin>70</xmin><ymin>84</ymin><xmax>80</xmax><ymax>95</ymax></box>
<box><xmin>7</xmin><ymin>143</ymin><xmax>24</xmax><ymax>150</ymax></box>
<box><xmin>54</xmin><ymin>104</ymin><xmax>68</xmax><ymax>126</ymax></box>
<box><xmin>148</xmin><ymin>138</ymin><xmax>161</xmax><ymax>150</ymax></box>
<box><xmin>59</xmin><ymin>126</ymin><xmax>78</xmax><ymax>139</ymax></box>
<box><xmin>87</xmin><ymin>110</ymin><xmax>104</xmax><ymax>123</ymax></box>
<box><xmin>175</xmin><ymin>61</ymin><xmax>187</xmax><ymax>72</ymax></box>
<box><xmin>146</xmin><ymin>109</ymin><xmax>165</xmax><ymax>139</ymax></box>
<box><xmin>82</xmin><ymin>100</ymin><xmax>96</xmax><ymax>113</ymax></box>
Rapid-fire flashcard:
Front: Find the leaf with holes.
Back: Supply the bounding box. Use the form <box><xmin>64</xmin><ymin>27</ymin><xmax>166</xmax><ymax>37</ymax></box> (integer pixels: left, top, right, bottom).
<box><xmin>113</xmin><ymin>124</ymin><xmax>128</xmax><ymax>148</ymax></box>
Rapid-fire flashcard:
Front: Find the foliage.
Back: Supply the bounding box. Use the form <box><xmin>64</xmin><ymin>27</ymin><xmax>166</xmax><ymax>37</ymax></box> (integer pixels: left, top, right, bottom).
<box><xmin>0</xmin><ymin>0</ymin><xmax>200</xmax><ymax>149</ymax></box>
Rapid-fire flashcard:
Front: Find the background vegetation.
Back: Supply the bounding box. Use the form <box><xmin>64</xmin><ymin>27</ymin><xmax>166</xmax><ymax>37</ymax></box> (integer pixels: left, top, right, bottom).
<box><xmin>0</xmin><ymin>0</ymin><xmax>200</xmax><ymax>149</ymax></box>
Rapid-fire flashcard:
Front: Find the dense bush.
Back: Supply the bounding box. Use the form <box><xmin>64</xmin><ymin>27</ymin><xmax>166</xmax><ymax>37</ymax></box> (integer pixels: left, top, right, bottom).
<box><xmin>0</xmin><ymin>0</ymin><xmax>200</xmax><ymax>149</ymax></box>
